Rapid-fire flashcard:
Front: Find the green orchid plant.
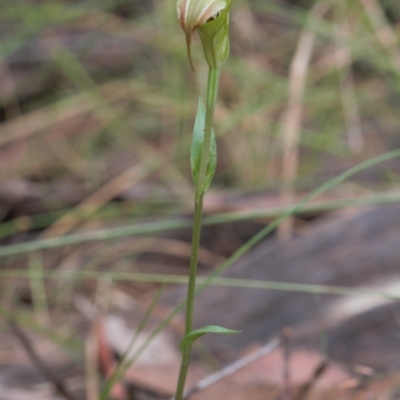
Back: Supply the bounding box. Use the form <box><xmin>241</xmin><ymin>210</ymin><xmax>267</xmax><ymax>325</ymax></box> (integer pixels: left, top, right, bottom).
<box><xmin>174</xmin><ymin>1</ymin><xmax>237</xmax><ymax>399</ymax></box>
<box><xmin>177</xmin><ymin>0</ymin><xmax>231</xmax><ymax>69</ymax></box>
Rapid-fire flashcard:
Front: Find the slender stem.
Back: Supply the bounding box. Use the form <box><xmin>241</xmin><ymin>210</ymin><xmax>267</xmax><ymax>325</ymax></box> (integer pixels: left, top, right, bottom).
<box><xmin>175</xmin><ymin>341</ymin><xmax>193</xmax><ymax>400</ymax></box>
<box><xmin>174</xmin><ymin>67</ymin><xmax>221</xmax><ymax>400</ymax></box>
<box><xmin>184</xmin><ymin>196</ymin><xmax>204</xmax><ymax>335</ymax></box>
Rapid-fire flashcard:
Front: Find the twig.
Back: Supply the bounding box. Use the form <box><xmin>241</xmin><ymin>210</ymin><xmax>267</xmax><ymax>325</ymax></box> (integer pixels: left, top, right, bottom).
<box><xmin>294</xmin><ymin>359</ymin><xmax>328</xmax><ymax>400</ymax></box>
<box><xmin>8</xmin><ymin>321</ymin><xmax>80</xmax><ymax>400</ymax></box>
<box><xmin>312</xmin><ymin>293</ymin><xmax>329</xmax><ymax>359</ymax></box>
<box><xmin>170</xmin><ymin>337</ymin><xmax>280</xmax><ymax>400</ymax></box>
<box><xmin>270</xmin><ymin>329</ymin><xmax>292</xmax><ymax>400</ymax></box>
<box><xmin>85</xmin><ymin>324</ymin><xmax>99</xmax><ymax>400</ymax></box>
<box><xmin>281</xmin><ymin>328</ymin><xmax>292</xmax><ymax>400</ymax></box>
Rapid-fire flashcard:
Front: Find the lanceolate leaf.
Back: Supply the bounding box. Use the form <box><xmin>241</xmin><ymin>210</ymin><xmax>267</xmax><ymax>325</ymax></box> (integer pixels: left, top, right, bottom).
<box><xmin>179</xmin><ymin>325</ymin><xmax>240</xmax><ymax>353</ymax></box>
<box><xmin>191</xmin><ymin>96</ymin><xmax>217</xmax><ymax>192</ymax></box>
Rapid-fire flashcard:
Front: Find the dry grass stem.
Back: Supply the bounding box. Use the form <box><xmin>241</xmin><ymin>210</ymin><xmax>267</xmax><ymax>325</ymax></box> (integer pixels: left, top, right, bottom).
<box><xmin>359</xmin><ymin>0</ymin><xmax>400</xmax><ymax>68</ymax></box>
<box><xmin>278</xmin><ymin>2</ymin><xmax>330</xmax><ymax>241</ymax></box>
<box><xmin>41</xmin><ymin>161</ymin><xmax>162</xmax><ymax>238</ymax></box>
<box><xmin>334</xmin><ymin>8</ymin><xmax>364</xmax><ymax>154</ymax></box>
<box><xmin>0</xmin><ymin>81</ymin><xmax>130</xmax><ymax>148</ymax></box>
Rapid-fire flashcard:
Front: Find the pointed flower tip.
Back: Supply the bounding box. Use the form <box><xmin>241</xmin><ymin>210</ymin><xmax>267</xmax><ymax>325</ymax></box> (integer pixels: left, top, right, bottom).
<box><xmin>185</xmin><ymin>32</ymin><xmax>195</xmax><ymax>71</ymax></box>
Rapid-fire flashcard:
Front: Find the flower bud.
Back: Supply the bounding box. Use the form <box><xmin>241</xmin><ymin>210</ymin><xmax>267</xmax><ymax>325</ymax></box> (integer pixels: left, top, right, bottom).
<box><xmin>177</xmin><ymin>0</ymin><xmax>232</xmax><ymax>69</ymax></box>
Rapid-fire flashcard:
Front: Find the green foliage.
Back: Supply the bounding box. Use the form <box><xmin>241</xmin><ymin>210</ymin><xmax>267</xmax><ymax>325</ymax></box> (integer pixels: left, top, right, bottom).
<box><xmin>1</xmin><ymin>0</ymin><xmax>400</xmax><ymax>397</ymax></box>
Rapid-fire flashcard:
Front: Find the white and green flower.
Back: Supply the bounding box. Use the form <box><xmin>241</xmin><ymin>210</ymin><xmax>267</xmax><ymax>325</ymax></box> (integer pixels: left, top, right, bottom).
<box><xmin>177</xmin><ymin>0</ymin><xmax>232</xmax><ymax>69</ymax></box>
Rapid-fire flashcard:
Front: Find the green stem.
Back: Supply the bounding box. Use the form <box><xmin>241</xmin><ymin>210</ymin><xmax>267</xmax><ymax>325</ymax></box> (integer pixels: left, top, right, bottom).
<box><xmin>184</xmin><ymin>195</ymin><xmax>204</xmax><ymax>335</ymax></box>
<box><xmin>174</xmin><ymin>67</ymin><xmax>220</xmax><ymax>400</ymax></box>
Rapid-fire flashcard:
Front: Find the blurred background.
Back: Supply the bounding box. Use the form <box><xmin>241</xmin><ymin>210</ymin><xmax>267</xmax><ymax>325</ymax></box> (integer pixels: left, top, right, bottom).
<box><xmin>1</xmin><ymin>0</ymin><xmax>400</xmax><ymax>399</ymax></box>
<box><xmin>1</xmin><ymin>0</ymin><xmax>400</xmax><ymax>221</ymax></box>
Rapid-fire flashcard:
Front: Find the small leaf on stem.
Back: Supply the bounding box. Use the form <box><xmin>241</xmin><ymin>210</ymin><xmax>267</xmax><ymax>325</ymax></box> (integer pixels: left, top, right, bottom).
<box><xmin>191</xmin><ymin>96</ymin><xmax>217</xmax><ymax>192</ymax></box>
<box><xmin>179</xmin><ymin>325</ymin><xmax>240</xmax><ymax>353</ymax></box>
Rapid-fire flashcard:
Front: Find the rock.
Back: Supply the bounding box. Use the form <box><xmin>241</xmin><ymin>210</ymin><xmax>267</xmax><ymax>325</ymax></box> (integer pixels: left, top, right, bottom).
<box><xmin>178</xmin><ymin>205</ymin><xmax>400</xmax><ymax>369</ymax></box>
